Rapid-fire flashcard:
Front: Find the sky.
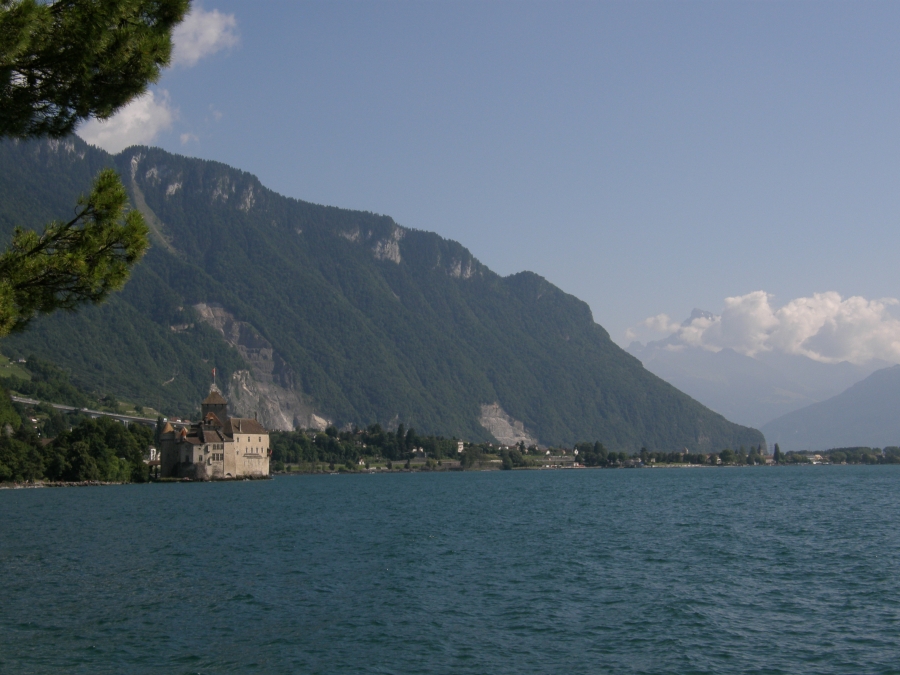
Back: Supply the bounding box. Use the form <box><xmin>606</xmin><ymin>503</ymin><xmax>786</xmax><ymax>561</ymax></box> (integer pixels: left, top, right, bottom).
<box><xmin>78</xmin><ymin>1</ymin><xmax>900</xmax><ymax>360</ymax></box>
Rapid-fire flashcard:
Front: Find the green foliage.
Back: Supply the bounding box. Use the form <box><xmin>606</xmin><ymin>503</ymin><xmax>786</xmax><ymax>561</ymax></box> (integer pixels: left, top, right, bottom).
<box><xmin>0</xmin><ymin>413</ymin><xmax>151</xmax><ymax>482</ymax></box>
<box><xmin>35</xmin><ymin>402</ymin><xmax>69</xmax><ymax>438</ymax></box>
<box><xmin>0</xmin><ymin>354</ymin><xmax>90</xmax><ymax>407</ymax></box>
<box><xmin>577</xmin><ymin>441</ymin><xmax>609</xmax><ymax>467</ymax></box>
<box><xmin>0</xmin><ymin>168</ymin><xmax>149</xmax><ymax>336</ymax></box>
<box><xmin>498</xmin><ymin>446</ymin><xmax>530</xmax><ymax>469</ymax></box>
<box><xmin>459</xmin><ymin>446</ymin><xmax>483</xmax><ymax>469</ymax></box>
<box><xmin>0</xmin><ymin>430</ymin><xmax>42</xmax><ymax>481</ymax></box>
<box><xmin>1</xmin><ymin>374</ymin><xmax>154</xmax><ymax>482</ymax></box>
<box><xmin>0</xmin><ymin>383</ymin><xmax>19</xmax><ymax>429</ymax></box>
<box><xmin>270</xmin><ymin>423</ymin><xmax>458</xmax><ymax>468</ymax></box>
<box><xmin>0</xmin><ymin>0</ymin><xmax>188</xmax><ymax>138</ymax></box>
<box><xmin>819</xmin><ymin>447</ymin><xmax>900</xmax><ymax>465</ymax></box>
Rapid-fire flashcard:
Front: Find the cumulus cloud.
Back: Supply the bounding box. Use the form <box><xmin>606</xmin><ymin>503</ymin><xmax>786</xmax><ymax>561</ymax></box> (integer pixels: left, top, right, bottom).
<box><xmin>180</xmin><ymin>132</ymin><xmax>199</xmax><ymax>145</ymax></box>
<box><xmin>77</xmin><ymin>91</ymin><xmax>175</xmax><ymax>154</ymax></box>
<box><xmin>171</xmin><ymin>6</ymin><xmax>239</xmax><ymax>67</ymax></box>
<box><xmin>636</xmin><ymin>291</ymin><xmax>900</xmax><ymax>364</ymax></box>
<box><xmin>642</xmin><ymin>313</ymin><xmax>682</xmax><ymax>335</ymax></box>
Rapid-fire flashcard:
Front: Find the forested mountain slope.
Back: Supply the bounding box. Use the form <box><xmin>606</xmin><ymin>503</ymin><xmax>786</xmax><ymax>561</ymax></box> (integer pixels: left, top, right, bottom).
<box><xmin>0</xmin><ymin>137</ymin><xmax>763</xmax><ymax>450</ymax></box>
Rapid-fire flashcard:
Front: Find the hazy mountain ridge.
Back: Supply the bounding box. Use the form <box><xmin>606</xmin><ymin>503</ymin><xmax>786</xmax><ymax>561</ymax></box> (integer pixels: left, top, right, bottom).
<box><xmin>761</xmin><ymin>365</ymin><xmax>900</xmax><ymax>451</ymax></box>
<box><xmin>0</xmin><ymin>137</ymin><xmax>763</xmax><ymax>450</ymax></box>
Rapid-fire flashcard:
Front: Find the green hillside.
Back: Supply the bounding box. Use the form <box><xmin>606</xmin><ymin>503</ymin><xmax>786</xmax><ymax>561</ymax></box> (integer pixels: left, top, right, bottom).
<box><xmin>0</xmin><ymin>137</ymin><xmax>764</xmax><ymax>450</ymax></box>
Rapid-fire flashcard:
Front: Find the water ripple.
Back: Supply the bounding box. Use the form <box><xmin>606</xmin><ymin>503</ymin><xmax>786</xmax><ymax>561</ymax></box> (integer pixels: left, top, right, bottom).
<box><xmin>2</xmin><ymin>467</ymin><xmax>900</xmax><ymax>673</ymax></box>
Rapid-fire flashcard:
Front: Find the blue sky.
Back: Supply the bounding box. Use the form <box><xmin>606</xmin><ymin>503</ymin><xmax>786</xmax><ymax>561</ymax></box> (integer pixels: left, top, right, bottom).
<box><xmin>79</xmin><ymin>1</ymin><xmax>900</xmax><ymax>353</ymax></box>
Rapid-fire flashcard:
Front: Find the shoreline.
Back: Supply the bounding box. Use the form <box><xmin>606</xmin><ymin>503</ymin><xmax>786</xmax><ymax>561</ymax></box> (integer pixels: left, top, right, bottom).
<box><xmin>0</xmin><ymin>461</ymin><xmax>876</xmax><ymax>489</ymax></box>
<box><xmin>0</xmin><ymin>475</ymin><xmax>274</xmax><ymax>489</ymax></box>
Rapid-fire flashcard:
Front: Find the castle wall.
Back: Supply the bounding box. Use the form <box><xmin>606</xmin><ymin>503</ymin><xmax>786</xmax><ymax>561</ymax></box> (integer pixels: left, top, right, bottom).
<box><xmin>159</xmin><ymin>433</ymin><xmax>180</xmax><ymax>478</ymax></box>
<box><xmin>223</xmin><ymin>440</ymin><xmax>238</xmax><ymax>478</ymax></box>
<box><xmin>232</xmin><ymin>428</ymin><xmax>270</xmax><ymax>477</ymax></box>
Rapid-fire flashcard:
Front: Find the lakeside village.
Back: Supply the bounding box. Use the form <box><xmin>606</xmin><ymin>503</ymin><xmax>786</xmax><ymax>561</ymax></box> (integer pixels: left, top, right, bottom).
<box><xmin>4</xmin><ymin>376</ymin><xmax>900</xmax><ymax>485</ymax></box>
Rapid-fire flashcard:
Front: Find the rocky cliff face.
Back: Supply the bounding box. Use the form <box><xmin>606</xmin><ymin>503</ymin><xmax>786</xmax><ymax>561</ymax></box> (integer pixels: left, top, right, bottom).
<box><xmin>193</xmin><ymin>303</ymin><xmax>328</xmax><ymax>431</ymax></box>
<box><xmin>479</xmin><ymin>403</ymin><xmax>537</xmax><ymax>446</ymax></box>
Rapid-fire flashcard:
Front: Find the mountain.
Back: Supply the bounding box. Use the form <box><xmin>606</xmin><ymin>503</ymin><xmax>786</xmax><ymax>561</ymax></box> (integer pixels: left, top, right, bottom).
<box><xmin>0</xmin><ymin>137</ymin><xmax>764</xmax><ymax>451</ymax></box>
<box><xmin>760</xmin><ymin>365</ymin><xmax>900</xmax><ymax>451</ymax></box>
<box><xmin>628</xmin><ymin>313</ymin><xmax>882</xmax><ymax>428</ymax></box>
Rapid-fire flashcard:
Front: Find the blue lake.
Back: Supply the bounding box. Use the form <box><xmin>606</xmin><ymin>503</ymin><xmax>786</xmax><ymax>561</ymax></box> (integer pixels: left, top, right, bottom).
<box><xmin>2</xmin><ymin>466</ymin><xmax>899</xmax><ymax>674</ymax></box>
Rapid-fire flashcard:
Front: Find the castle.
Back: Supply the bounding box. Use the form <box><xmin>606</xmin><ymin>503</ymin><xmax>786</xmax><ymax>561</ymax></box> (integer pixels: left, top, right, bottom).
<box><xmin>159</xmin><ymin>386</ymin><xmax>270</xmax><ymax>480</ymax></box>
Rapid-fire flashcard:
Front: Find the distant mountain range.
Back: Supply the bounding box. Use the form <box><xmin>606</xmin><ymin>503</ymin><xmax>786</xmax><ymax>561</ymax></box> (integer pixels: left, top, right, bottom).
<box><xmin>760</xmin><ymin>365</ymin><xmax>900</xmax><ymax>451</ymax></box>
<box><xmin>0</xmin><ymin>137</ymin><xmax>763</xmax><ymax>451</ymax></box>
<box><xmin>628</xmin><ymin>310</ymin><xmax>885</xmax><ymax>429</ymax></box>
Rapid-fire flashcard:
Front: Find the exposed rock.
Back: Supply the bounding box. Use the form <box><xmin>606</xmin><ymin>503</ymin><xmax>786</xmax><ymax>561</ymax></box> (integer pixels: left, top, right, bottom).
<box><xmin>128</xmin><ymin>162</ymin><xmax>177</xmax><ymax>256</ymax></box>
<box><xmin>211</xmin><ymin>176</ymin><xmax>232</xmax><ymax>203</ymax></box>
<box><xmin>47</xmin><ymin>138</ymin><xmax>76</xmax><ymax>155</ymax></box>
<box><xmin>373</xmin><ymin>226</ymin><xmax>404</xmax><ymax>263</ymax></box>
<box><xmin>193</xmin><ymin>303</ymin><xmax>328</xmax><ymax>431</ymax></box>
<box><xmin>309</xmin><ymin>413</ymin><xmax>330</xmax><ymax>431</ymax></box>
<box><xmin>130</xmin><ymin>152</ymin><xmax>143</xmax><ymax>180</ymax></box>
<box><xmin>227</xmin><ymin>369</ymin><xmax>328</xmax><ymax>431</ymax></box>
<box><xmin>449</xmin><ymin>258</ymin><xmax>476</xmax><ymax>279</ymax></box>
<box><xmin>478</xmin><ymin>403</ymin><xmax>537</xmax><ymax>446</ymax></box>
<box><xmin>238</xmin><ymin>185</ymin><xmax>255</xmax><ymax>212</ymax></box>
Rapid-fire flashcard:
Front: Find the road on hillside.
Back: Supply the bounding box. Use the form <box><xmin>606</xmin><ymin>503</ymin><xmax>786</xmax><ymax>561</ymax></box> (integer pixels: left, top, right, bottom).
<box><xmin>10</xmin><ymin>396</ymin><xmax>165</xmax><ymax>427</ymax></box>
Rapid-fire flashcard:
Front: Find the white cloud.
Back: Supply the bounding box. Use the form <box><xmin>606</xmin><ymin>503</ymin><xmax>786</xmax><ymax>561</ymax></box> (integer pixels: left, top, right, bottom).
<box><xmin>76</xmin><ymin>91</ymin><xmax>175</xmax><ymax>154</ymax></box>
<box><xmin>642</xmin><ymin>313</ymin><xmax>681</xmax><ymax>335</ymax></box>
<box><xmin>172</xmin><ymin>6</ymin><xmax>239</xmax><ymax>67</ymax></box>
<box><xmin>635</xmin><ymin>291</ymin><xmax>900</xmax><ymax>365</ymax></box>
<box><xmin>180</xmin><ymin>132</ymin><xmax>199</xmax><ymax>145</ymax></box>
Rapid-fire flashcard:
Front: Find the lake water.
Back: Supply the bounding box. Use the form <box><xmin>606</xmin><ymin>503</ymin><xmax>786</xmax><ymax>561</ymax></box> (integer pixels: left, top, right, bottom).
<box><xmin>1</xmin><ymin>466</ymin><xmax>899</xmax><ymax>674</ymax></box>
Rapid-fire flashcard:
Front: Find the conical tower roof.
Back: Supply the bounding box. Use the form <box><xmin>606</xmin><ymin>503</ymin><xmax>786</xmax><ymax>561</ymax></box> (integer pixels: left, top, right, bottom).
<box><xmin>202</xmin><ymin>384</ymin><xmax>227</xmax><ymax>405</ymax></box>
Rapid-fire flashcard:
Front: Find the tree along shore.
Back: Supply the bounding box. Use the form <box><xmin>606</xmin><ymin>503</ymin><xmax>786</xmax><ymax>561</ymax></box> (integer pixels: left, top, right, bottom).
<box><xmin>5</xmin><ymin>384</ymin><xmax>900</xmax><ymax>484</ymax></box>
<box><xmin>268</xmin><ymin>432</ymin><xmax>900</xmax><ymax>474</ymax></box>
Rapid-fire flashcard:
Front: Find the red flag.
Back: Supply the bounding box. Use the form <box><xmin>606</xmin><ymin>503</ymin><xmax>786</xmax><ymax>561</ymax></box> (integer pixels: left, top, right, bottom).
<box><xmin>212</xmin><ymin>367</ymin><xmax>216</xmax><ymax>379</ymax></box>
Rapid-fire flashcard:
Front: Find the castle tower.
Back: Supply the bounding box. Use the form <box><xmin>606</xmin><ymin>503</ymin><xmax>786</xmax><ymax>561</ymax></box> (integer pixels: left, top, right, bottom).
<box><xmin>201</xmin><ymin>384</ymin><xmax>228</xmax><ymax>425</ymax></box>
